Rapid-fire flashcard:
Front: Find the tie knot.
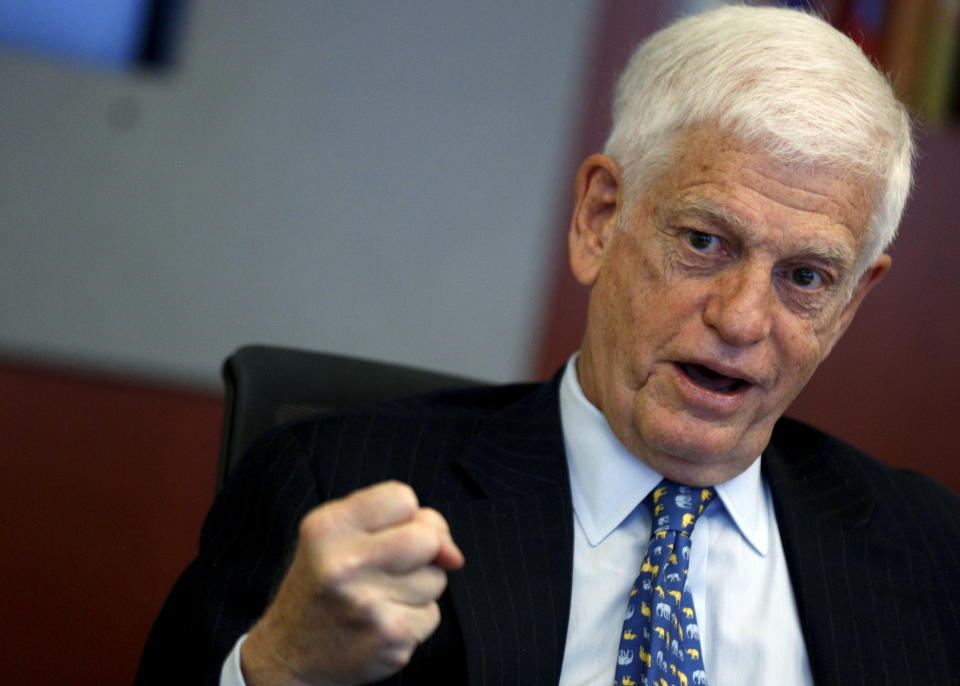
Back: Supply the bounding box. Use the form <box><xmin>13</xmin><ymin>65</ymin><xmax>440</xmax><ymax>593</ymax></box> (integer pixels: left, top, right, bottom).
<box><xmin>648</xmin><ymin>478</ymin><xmax>715</xmax><ymax>536</ymax></box>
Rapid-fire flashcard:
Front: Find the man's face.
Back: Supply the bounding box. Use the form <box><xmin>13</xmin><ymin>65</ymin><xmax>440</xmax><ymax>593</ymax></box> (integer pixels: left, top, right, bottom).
<box><xmin>571</xmin><ymin>128</ymin><xmax>890</xmax><ymax>486</ymax></box>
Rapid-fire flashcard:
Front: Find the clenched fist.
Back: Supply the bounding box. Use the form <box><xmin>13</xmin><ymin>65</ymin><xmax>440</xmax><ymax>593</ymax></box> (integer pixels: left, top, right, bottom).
<box><xmin>240</xmin><ymin>481</ymin><xmax>464</xmax><ymax>686</ymax></box>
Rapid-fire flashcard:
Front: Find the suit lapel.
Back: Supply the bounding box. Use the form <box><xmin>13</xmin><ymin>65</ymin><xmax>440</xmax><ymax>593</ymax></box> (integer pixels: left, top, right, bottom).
<box><xmin>764</xmin><ymin>431</ymin><xmax>873</xmax><ymax>686</ymax></box>
<box><xmin>438</xmin><ymin>375</ymin><xmax>573</xmax><ymax>686</ymax></box>
<box><xmin>764</xmin><ymin>420</ymin><xmax>943</xmax><ymax>686</ymax></box>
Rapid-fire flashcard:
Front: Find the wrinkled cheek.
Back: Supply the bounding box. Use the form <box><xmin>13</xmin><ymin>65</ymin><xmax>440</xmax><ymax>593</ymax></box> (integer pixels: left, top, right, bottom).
<box><xmin>638</xmin><ymin>367</ymin><xmax>679</xmax><ymax>406</ymax></box>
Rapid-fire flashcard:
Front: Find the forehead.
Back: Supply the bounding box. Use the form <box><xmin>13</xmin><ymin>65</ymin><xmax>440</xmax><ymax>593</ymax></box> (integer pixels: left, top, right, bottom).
<box><xmin>642</xmin><ymin>128</ymin><xmax>877</xmax><ymax>258</ymax></box>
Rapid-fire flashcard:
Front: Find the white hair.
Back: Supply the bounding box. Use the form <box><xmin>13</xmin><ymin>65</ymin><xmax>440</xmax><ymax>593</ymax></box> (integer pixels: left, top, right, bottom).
<box><xmin>604</xmin><ymin>5</ymin><xmax>914</xmax><ymax>275</ymax></box>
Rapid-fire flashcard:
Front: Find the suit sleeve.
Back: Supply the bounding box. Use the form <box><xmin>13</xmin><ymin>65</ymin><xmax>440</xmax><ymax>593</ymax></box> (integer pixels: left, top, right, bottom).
<box><xmin>135</xmin><ymin>428</ymin><xmax>320</xmax><ymax>685</ymax></box>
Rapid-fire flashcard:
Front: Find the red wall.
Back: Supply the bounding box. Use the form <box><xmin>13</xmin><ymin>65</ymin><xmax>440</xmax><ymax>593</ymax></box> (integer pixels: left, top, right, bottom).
<box><xmin>0</xmin><ymin>359</ymin><xmax>221</xmax><ymax>684</ymax></box>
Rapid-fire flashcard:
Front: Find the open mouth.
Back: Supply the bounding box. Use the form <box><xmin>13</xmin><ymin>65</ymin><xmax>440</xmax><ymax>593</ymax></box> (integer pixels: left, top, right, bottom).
<box><xmin>677</xmin><ymin>362</ymin><xmax>750</xmax><ymax>395</ymax></box>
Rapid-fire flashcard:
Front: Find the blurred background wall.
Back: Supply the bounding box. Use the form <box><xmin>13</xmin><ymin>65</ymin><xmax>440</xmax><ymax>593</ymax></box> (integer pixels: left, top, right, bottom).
<box><xmin>0</xmin><ymin>0</ymin><xmax>594</xmax><ymax>384</ymax></box>
<box><xmin>1</xmin><ymin>1</ymin><xmax>957</xmax><ymax>683</ymax></box>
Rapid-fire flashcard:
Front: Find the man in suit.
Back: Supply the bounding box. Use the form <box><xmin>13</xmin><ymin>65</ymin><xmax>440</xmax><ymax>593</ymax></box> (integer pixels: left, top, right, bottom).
<box><xmin>139</xmin><ymin>6</ymin><xmax>960</xmax><ymax>686</ymax></box>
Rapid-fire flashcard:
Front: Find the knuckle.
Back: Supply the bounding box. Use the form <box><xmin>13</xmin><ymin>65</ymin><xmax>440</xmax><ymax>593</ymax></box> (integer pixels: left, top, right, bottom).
<box><xmin>427</xmin><ymin>567</ymin><xmax>448</xmax><ymax>596</ymax></box>
<box><xmin>349</xmin><ymin>587</ymin><xmax>381</xmax><ymax>621</ymax></box>
<box><xmin>408</xmin><ymin>604</ymin><xmax>441</xmax><ymax>646</ymax></box>
<box><xmin>298</xmin><ymin>505</ymin><xmax>339</xmax><ymax>541</ymax></box>
<box><xmin>314</xmin><ymin>548</ymin><xmax>363</xmax><ymax>589</ymax></box>
<box><xmin>347</xmin><ymin>481</ymin><xmax>419</xmax><ymax>520</ymax></box>
<box><xmin>410</xmin><ymin>564</ymin><xmax>446</xmax><ymax>599</ymax></box>
<box><xmin>382</xmin><ymin>481</ymin><xmax>419</xmax><ymax>510</ymax></box>
<box><xmin>322</xmin><ymin>582</ymin><xmax>384</xmax><ymax>627</ymax></box>
<box><xmin>357</xmin><ymin>603</ymin><xmax>408</xmax><ymax>649</ymax></box>
<box><xmin>423</xmin><ymin>602</ymin><xmax>441</xmax><ymax>632</ymax></box>
<box><xmin>417</xmin><ymin>507</ymin><xmax>447</xmax><ymax>530</ymax></box>
<box><xmin>393</xmin><ymin>522</ymin><xmax>433</xmax><ymax>552</ymax></box>
<box><xmin>379</xmin><ymin>613</ymin><xmax>412</xmax><ymax>644</ymax></box>
<box><xmin>382</xmin><ymin>644</ymin><xmax>415</xmax><ymax>670</ymax></box>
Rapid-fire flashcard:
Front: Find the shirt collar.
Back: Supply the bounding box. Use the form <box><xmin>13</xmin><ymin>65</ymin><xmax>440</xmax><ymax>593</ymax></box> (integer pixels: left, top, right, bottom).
<box><xmin>715</xmin><ymin>454</ymin><xmax>769</xmax><ymax>555</ymax></box>
<box><xmin>559</xmin><ymin>355</ymin><xmax>769</xmax><ymax>556</ymax></box>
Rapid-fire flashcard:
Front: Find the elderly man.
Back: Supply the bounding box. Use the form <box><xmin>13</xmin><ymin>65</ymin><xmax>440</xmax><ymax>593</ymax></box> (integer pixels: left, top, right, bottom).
<box><xmin>138</xmin><ymin>6</ymin><xmax>960</xmax><ymax>686</ymax></box>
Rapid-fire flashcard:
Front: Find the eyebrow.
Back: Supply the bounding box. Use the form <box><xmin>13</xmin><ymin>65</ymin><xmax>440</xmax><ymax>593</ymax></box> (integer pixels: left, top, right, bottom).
<box><xmin>665</xmin><ymin>195</ymin><xmax>856</xmax><ymax>268</ymax></box>
<box><xmin>667</xmin><ymin>196</ymin><xmax>750</xmax><ymax>234</ymax></box>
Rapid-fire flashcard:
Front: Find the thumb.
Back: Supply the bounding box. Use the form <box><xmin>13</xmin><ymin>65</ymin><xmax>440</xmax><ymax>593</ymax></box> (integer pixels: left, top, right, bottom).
<box><xmin>433</xmin><ymin>533</ymin><xmax>464</xmax><ymax>570</ymax></box>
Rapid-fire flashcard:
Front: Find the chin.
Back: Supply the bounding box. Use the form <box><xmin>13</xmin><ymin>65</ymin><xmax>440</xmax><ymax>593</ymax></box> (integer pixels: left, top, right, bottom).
<box><xmin>633</xmin><ymin>412</ymin><xmax>769</xmax><ymax>483</ymax></box>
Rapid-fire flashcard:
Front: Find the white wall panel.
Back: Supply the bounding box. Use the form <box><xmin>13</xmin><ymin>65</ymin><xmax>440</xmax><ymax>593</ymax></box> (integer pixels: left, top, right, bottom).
<box><xmin>0</xmin><ymin>1</ymin><xmax>594</xmax><ymax>385</ymax></box>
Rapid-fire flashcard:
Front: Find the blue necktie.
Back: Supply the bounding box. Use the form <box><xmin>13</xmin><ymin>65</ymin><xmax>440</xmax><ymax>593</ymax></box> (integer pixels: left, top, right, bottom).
<box><xmin>614</xmin><ymin>479</ymin><xmax>715</xmax><ymax>686</ymax></box>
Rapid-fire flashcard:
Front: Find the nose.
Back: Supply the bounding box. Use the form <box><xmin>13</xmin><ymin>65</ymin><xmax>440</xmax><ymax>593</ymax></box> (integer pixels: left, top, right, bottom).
<box><xmin>702</xmin><ymin>267</ymin><xmax>774</xmax><ymax>346</ymax></box>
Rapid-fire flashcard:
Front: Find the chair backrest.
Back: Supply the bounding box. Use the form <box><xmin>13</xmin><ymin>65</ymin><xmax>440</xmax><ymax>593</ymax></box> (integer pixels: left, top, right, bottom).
<box><xmin>217</xmin><ymin>345</ymin><xmax>486</xmax><ymax>491</ymax></box>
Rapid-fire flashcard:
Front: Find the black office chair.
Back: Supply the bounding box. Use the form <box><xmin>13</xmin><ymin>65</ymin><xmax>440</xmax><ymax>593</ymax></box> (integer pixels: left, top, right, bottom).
<box><xmin>217</xmin><ymin>345</ymin><xmax>486</xmax><ymax>491</ymax></box>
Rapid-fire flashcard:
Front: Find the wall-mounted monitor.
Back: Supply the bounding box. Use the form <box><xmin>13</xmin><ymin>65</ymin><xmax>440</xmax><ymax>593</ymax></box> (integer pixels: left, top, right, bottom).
<box><xmin>0</xmin><ymin>0</ymin><xmax>186</xmax><ymax>72</ymax></box>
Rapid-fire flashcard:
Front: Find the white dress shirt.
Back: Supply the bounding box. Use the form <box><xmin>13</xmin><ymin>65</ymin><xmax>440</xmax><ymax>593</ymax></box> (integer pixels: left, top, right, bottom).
<box><xmin>222</xmin><ymin>359</ymin><xmax>814</xmax><ymax>685</ymax></box>
<box><xmin>557</xmin><ymin>357</ymin><xmax>813</xmax><ymax>686</ymax></box>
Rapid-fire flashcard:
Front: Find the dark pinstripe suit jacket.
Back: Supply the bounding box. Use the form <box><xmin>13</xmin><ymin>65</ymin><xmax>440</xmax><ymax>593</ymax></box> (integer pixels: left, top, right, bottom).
<box><xmin>137</xmin><ymin>375</ymin><xmax>960</xmax><ymax>686</ymax></box>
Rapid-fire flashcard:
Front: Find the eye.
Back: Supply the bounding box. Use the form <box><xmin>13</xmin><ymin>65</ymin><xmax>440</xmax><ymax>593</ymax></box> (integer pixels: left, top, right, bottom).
<box><xmin>686</xmin><ymin>230</ymin><xmax>720</xmax><ymax>253</ymax></box>
<box><xmin>789</xmin><ymin>267</ymin><xmax>822</xmax><ymax>289</ymax></box>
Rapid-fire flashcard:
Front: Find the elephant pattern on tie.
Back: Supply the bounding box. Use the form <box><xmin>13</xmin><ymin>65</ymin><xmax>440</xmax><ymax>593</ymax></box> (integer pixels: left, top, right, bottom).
<box><xmin>613</xmin><ymin>479</ymin><xmax>715</xmax><ymax>686</ymax></box>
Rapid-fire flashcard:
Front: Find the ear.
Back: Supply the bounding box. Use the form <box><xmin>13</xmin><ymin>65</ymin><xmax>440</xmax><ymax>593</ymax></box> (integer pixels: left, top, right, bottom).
<box><xmin>826</xmin><ymin>253</ymin><xmax>892</xmax><ymax>352</ymax></box>
<box><xmin>568</xmin><ymin>154</ymin><xmax>623</xmax><ymax>286</ymax></box>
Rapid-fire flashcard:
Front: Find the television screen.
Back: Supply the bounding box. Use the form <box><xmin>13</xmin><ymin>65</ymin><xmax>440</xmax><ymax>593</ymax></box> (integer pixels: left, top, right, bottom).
<box><xmin>0</xmin><ymin>0</ymin><xmax>185</xmax><ymax>71</ymax></box>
